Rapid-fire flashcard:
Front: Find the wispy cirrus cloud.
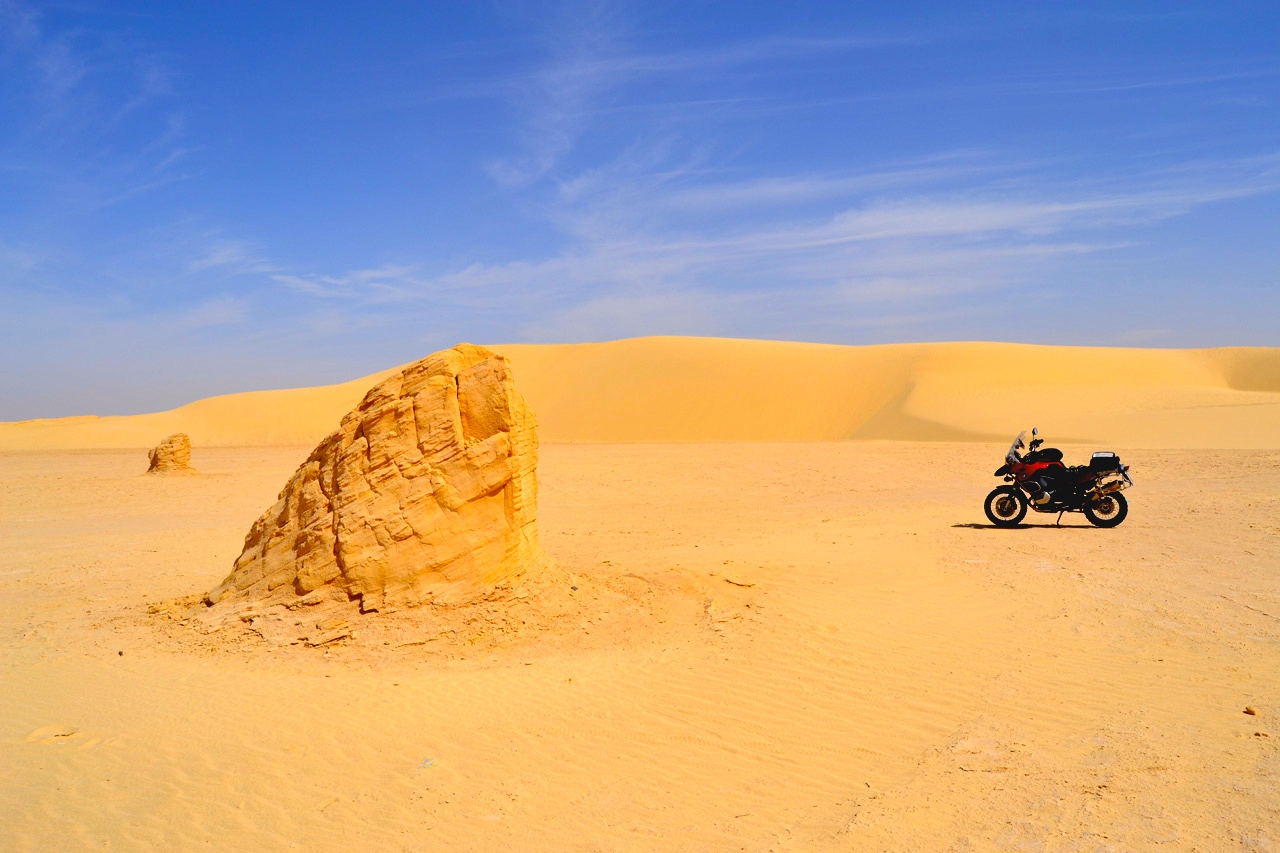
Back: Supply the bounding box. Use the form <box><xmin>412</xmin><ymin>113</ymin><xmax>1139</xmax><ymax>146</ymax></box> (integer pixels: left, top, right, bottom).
<box><xmin>188</xmin><ymin>240</ymin><xmax>278</xmax><ymax>275</ymax></box>
<box><xmin>0</xmin><ymin>0</ymin><xmax>190</xmax><ymax>209</ymax></box>
<box><xmin>175</xmin><ymin>295</ymin><xmax>249</xmax><ymax>330</ymax></box>
<box><xmin>257</xmin><ymin>145</ymin><xmax>1279</xmax><ymax>344</ymax></box>
<box><xmin>0</xmin><ymin>241</ymin><xmax>40</xmax><ymax>274</ymax></box>
<box><xmin>270</xmin><ymin>264</ymin><xmax>423</xmax><ymax>299</ymax></box>
<box><xmin>0</xmin><ymin>0</ymin><xmax>86</xmax><ymax>109</ymax></box>
<box><xmin>486</xmin><ymin>14</ymin><xmax>919</xmax><ymax>187</ymax></box>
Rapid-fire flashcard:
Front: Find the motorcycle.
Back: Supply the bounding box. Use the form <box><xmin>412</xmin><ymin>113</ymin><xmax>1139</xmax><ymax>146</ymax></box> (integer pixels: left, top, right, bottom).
<box><xmin>983</xmin><ymin>428</ymin><xmax>1133</xmax><ymax>528</ymax></box>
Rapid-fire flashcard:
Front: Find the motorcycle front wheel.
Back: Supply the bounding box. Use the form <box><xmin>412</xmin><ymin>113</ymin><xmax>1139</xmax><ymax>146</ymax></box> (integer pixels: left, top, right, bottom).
<box><xmin>1084</xmin><ymin>492</ymin><xmax>1128</xmax><ymax>528</ymax></box>
<box><xmin>983</xmin><ymin>486</ymin><xmax>1028</xmax><ymax>527</ymax></box>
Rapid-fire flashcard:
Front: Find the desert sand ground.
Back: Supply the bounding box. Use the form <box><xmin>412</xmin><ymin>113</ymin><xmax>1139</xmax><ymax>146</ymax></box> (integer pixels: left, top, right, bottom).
<box><xmin>3</xmin><ymin>440</ymin><xmax>1278</xmax><ymax>851</ymax></box>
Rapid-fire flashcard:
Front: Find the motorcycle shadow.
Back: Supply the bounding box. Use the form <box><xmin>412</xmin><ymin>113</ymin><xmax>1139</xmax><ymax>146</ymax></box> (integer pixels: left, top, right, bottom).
<box><xmin>953</xmin><ymin>522</ymin><xmax>1098</xmax><ymax>530</ymax></box>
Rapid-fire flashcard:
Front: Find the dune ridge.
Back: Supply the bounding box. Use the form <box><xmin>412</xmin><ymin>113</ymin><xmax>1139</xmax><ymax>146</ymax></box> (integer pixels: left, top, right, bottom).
<box><xmin>2</xmin><ymin>337</ymin><xmax>1278</xmax><ymax>449</ymax></box>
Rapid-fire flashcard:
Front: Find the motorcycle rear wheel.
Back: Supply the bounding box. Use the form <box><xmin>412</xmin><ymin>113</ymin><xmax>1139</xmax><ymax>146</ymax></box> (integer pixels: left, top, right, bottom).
<box><xmin>984</xmin><ymin>487</ymin><xmax>1028</xmax><ymax>527</ymax></box>
<box><xmin>1084</xmin><ymin>492</ymin><xmax>1128</xmax><ymax>528</ymax></box>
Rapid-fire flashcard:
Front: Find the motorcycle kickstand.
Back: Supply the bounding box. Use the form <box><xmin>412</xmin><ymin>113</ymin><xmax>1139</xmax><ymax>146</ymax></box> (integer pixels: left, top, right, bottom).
<box><xmin>1055</xmin><ymin>511</ymin><xmax>1064</xmax><ymax>527</ymax></box>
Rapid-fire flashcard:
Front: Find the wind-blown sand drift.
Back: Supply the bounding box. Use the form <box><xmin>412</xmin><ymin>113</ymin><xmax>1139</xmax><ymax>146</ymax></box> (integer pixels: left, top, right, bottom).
<box><xmin>3</xmin><ymin>337</ymin><xmax>1279</xmax><ymax>448</ymax></box>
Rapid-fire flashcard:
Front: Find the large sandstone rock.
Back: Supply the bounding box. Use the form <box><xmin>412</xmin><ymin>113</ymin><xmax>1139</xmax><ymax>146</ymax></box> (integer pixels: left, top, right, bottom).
<box><xmin>202</xmin><ymin>344</ymin><xmax>552</xmax><ymax>635</ymax></box>
<box><xmin>148</xmin><ymin>433</ymin><xmax>196</xmax><ymax>474</ymax></box>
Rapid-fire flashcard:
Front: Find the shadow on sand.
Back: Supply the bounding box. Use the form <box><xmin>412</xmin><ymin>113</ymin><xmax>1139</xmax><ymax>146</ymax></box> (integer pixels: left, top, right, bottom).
<box><xmin>953</xmin><ymin>522</ymin><xmax>1099</xmax><ymax>530</ymax></box>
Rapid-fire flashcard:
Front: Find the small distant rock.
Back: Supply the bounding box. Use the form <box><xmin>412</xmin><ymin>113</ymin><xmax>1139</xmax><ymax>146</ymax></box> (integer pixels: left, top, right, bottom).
<box><xmin>147</xmin><ymin>433</ymin><xmax>197</xmax><ymax>474</ymax></box>
<box><xmin>1244</xmin><ymin>706</ymin><xmax>1258</xmax><ymax>715</ymax></box>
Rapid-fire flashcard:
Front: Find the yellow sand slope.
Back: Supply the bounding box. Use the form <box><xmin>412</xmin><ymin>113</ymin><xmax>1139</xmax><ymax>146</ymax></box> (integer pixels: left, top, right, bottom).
<box><xmin>2</xmin><ymin>338</ymin><xmax>1278</xmax><ymax>449</ymax></box>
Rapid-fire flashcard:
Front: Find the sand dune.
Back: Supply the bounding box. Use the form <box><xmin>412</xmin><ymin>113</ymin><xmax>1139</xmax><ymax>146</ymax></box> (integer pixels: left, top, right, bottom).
<box><xmin>2</xmin><ymin>337</ymin><xmax>1278</xmax><ymax>449</ymax></box>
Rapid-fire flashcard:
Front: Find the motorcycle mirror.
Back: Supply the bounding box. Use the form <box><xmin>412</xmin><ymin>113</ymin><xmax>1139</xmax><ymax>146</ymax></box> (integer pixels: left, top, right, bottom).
<box><xmin>1032</xmin><ymin>427</ymin><xmax>1039</xmax><ymax>436</ymax></box>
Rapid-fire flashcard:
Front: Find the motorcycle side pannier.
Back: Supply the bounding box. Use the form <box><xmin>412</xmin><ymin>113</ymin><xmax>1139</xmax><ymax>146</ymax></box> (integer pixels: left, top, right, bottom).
<box><xmin>1090</xmin><ymin>451</ymin><xmax>1121</xmax><ymax>472</ymax></box>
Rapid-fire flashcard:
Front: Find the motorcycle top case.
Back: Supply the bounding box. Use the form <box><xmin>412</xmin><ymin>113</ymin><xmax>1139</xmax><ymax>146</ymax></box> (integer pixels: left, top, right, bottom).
<box><xmin>1089</xmin><ymin>451</ymin><xmax>1121</xmax><ymax>471</ymax></box>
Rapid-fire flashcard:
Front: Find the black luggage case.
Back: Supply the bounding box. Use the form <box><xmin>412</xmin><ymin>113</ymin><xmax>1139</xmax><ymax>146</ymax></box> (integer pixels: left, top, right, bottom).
<box><xmin>1090</xmin><ymin>451</ymin><xmax>1121</xmax><ymax>472</ymax></box>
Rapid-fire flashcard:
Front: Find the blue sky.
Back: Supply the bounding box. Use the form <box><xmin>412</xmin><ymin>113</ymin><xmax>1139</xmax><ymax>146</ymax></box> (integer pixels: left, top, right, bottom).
<box><xmin>2</xmin><ymin>1</ymin><xmax>1278</xmax><ymax>418</ymax></box>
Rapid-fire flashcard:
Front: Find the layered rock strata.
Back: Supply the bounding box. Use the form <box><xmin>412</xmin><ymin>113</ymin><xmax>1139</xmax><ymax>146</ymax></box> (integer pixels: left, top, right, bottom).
<box><xmin>202</xmin><ymin>344</ymin><xmax>551</xmax><ymax>633</ymax></box>
<box><xmin>148</xmin><ymin>433</ymin><xmax>196</xmax><ymax>474</ymax></box>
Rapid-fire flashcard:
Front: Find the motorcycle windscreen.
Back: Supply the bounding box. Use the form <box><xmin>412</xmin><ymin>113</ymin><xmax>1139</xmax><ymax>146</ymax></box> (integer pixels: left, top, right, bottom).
<box><xmin>1006</xmin><ymin>431</ymin><xmax>1026</xmax><ymax>464</ymax></box>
